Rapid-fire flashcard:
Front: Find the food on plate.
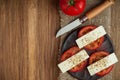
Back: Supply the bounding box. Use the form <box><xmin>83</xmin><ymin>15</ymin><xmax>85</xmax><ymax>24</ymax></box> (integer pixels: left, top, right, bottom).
<box><xmin>88</xmin><ymin>51</ymin><xmax>118</xmax><ymax>76</ymax></box>
<box><xmin>59</xmin><ymin>24</ymin><xmax>118</xmax><ymax>79</ymax></box>
<box><xmin>59</xmin><ymin>0</ymin><xmax>86</xmax><ymax>16</ymax></box>
<box><xmin>59</xmin><ymin>47</ymin><xmax>88</xmax><ymax>72</ymax></box>
<box><xmin>77</xmin><ymin>25</ymin><xmax>105</xmax><ymax>50</ymax></box>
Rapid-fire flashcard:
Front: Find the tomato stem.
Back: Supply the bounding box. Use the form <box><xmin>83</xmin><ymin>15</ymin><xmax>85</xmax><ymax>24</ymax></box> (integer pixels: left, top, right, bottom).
<box><xmin>69</xmin><ymin>0</ymin><xmax>74</xmax><ymax>6</ymax></box>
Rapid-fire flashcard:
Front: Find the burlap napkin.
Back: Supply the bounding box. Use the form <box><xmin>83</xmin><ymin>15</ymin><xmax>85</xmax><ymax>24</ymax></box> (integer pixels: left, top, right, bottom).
<box><xmin>58</xmin><ymin>0</ymin><xmax>113</xmax><ymax>80</ymax></box>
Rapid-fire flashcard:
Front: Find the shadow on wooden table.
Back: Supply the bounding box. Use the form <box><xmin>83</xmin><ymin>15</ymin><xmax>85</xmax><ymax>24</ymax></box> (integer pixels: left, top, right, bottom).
<box><xmin>0</xmin><ymin>71</ymin><xmax>5</xmax><ymax>80</ymax></box>
<box><xmin>50</xmin><ymin>0</ymin><xmax>59</xmax><ymax>9</ymax></box>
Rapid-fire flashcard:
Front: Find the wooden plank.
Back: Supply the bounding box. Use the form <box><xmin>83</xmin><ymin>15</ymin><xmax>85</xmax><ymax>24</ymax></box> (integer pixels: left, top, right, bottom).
<box><xmin>37</xmin><ymin>0</ymin><xmax>60</xmax><ymax>80</ymax></box>
<box><xmin>110</xmin><ymin>0</ymin><xmax>120</xmax><ymax>80</ymax></box>
<box><xmin>0</xmin><ymin>0</ymin><xmax>120</xmax><ymax>80</ymax></box>
<box><xmin>0</xmin><ymin>0</ymin><xmax>59</xmax><ymax>80</ymax></box>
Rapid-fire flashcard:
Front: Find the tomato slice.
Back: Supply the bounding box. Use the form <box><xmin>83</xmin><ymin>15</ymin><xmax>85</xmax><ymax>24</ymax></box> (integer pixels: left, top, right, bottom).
<box><xmin>61</xmin><ymin>47</ymin><xmax>87</xmax><ymax>72</ymax></box>
<box><xmin>89</xmin><ymin>51</ymin><xmax>114</xmax><ymax>76</ymax></box>
<box><xmin>78</xmin><ymin>25</ymin><xmax>104</xmax><ymax>50</ymax></box>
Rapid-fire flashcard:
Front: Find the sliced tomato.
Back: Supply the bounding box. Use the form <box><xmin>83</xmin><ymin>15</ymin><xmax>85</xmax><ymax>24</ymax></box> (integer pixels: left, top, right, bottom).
<box><xmin>78</xmin><ymin>25</ymin><xmax>104</xmax><ymax>50</ymax></box>
<box><xmin>78</xmin><ymin>26</ymin><xmax>96</xmax><ymax>36</ymax></box>
<box><xmin>61</xmin><ymin>46</ymin><xmax>87</xmax><ymax>72</ymax></box>
<box><xmin>97</xmin><ymin>65</ymin><xmax>113</xmax><ymax>76</ymax></box>
<box><xmin>89</xmin><ymin>51</ymin><xmax>114</xmax><ymax>76</ymax></box>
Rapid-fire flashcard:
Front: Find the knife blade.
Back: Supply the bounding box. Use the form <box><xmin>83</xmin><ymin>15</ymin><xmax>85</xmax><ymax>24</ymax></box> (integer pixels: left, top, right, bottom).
<box><xmin>56</xmin><ymin>0</ymin><xmax>114</xmax><ymax>38</ymax></box>
<box><xmin>56</xmin><ymin>16</ymin><xmax>87</xmax><ymax>38</ymax></box>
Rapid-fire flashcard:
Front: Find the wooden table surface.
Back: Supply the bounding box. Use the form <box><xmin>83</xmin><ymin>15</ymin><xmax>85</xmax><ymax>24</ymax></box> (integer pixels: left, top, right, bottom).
<box><xmin>0</xmin><ymin>0</ymin><xmax>120</xmax><ymax>80</ymax></box>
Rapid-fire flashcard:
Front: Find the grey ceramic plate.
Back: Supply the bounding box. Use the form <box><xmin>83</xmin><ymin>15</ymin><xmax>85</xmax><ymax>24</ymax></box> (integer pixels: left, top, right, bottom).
<box><xmin>61</xmin><ymin>27</ymin><xmax>114</xmax><ymax>80</ymax></box>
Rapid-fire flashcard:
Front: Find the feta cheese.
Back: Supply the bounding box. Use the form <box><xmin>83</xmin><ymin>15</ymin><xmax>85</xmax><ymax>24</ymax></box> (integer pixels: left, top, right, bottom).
<box><xmin>76</xmin><ymin>26</ymin><xmax>106</xmax><ymax>49</ymax></box>
<box><xmin>58</xmin><ymin>49</ymin><xmax>89</xmax><ymax>73</ymax></box>
<box><xmin>87</xmin><ymin>53</ymin><xmax>118</xmax><ymax>76</ymax></box>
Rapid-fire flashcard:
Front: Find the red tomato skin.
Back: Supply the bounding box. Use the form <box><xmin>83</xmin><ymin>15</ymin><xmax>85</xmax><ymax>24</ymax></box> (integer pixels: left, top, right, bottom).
<box><xmin>60</xmin><ymin>0</ymin><xmax>86</xmax><ymax>16</ymax></box>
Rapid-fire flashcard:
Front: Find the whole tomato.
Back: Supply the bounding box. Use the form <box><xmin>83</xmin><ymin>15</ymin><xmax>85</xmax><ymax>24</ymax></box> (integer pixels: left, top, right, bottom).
<box><xmin>59</xmin><ymin>0</ymin><xmax>86</xmax><ymax>16</ymax></box>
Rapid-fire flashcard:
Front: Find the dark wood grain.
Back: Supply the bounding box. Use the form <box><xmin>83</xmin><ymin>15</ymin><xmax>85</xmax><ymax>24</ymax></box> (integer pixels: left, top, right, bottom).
<box><xmin>0</xmin><ymin>0</ymin><xmax>120</xmax><ymax>80</ymax></box>
<box><xmin>0</xmin><ymin>0</ymin><xmax>59</xmax><ymax>80</ymax></box>
<box><xmin>111</xmin><ymin>0</ymin><xmax>120</xmax><ymax>80</ymax></box>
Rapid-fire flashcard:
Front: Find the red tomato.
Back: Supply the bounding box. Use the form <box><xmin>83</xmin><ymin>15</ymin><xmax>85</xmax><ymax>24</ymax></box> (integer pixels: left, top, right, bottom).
<box><xmin>78</xmin><ymin>25</ymin><xmax>104</xmax><ymax>50</ymax></box>
<box><xmin>59</xmin><ymin>0</ymin><xmax>86</xmax><ymax>16</ymax></box>
<box><xmin>89</xmin><ymin>51</ymin><xmax>114</xmax><ymax>76</ymax></box>
<box><xmin>61</xmin><ymin>47</ymin><xmax>87</xmax><ymax>72</ymax></box>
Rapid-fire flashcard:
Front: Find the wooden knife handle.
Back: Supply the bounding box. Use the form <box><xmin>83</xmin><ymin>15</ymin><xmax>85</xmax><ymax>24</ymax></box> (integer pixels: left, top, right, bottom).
<box><xmin>86</xmin><ymin>0</ymin><xmax>114</xmax><ymax>19</ymax></box>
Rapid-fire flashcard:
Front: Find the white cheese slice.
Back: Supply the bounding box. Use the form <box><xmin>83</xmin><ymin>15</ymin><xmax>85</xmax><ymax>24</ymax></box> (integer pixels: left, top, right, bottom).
<box><xmin>58</xmin><ymin>49</ymin><xmax>89</xmax><ymax>73</ymax></box>
<box><xmin>76</xmin><ymin>26</ymin><xmax>106</xmax><ymax>49</ymax></box>
<box><xmin>87</xmin><ymin>53</ymin><xmax>118</xmax><ymax>76</ymax></box>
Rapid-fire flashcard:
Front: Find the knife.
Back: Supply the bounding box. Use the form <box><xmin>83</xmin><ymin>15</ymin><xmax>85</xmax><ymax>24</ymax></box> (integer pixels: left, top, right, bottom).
<box><xmin>56</xmin><ymin>0</ymin><xmax>114</xmax><ymax>38</ymax></box>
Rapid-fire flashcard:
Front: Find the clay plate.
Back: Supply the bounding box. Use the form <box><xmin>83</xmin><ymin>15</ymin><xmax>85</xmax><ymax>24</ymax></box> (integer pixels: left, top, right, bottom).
<box><xmin>61</xmin><ymin>27</ymin><xmax>114</xmax><ymax>80</ymax></box>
